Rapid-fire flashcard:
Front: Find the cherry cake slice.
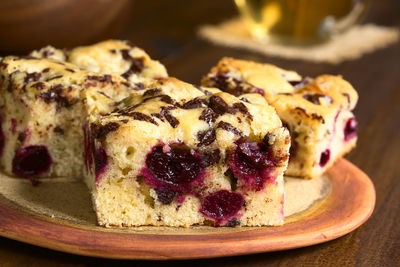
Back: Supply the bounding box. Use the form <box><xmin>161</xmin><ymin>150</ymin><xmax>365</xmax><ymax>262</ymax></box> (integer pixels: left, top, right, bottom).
<box><xmin>202</xmin><ymin>58</ymin><xmax>358</xmax><ymax>178</ymax></box>
<box><xmin>82</xmin><ymin>77</ymin><xmax>290</xmax><ymax>227</ymax></box>
<box><xmin>0</xmin><ymin>56</ymin><xmax>133</xmax><ymax>178</ymax></box>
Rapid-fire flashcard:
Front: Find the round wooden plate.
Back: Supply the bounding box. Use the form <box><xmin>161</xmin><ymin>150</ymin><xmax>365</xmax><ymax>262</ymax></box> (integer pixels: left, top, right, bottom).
<box><xmin>0</xmin><ymin>159</ymin><xmax>375</xmax><ymax>260</ymax></box>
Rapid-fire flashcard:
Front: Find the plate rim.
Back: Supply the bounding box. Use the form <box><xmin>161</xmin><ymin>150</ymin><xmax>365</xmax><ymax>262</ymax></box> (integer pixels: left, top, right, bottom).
<box><xmin>0</xmin><ymin>158</ymin><xmax>375</xmax><ymax>260</ymax></box>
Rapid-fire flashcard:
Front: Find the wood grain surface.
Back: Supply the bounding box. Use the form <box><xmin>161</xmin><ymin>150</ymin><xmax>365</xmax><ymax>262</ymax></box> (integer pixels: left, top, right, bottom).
<box><xmin>0</xmin><ymin>0</ymin><xmax>398</xmax><ymax>265</ymax></box>
<box><xmin>0</xmin><ymin>159</ymin><xmax>374</xmax><ymax>260</ymax></box>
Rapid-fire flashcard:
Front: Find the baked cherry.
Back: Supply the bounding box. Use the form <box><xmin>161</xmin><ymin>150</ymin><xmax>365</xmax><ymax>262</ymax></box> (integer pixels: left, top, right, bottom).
<box><xmin>141</xmin><ymin>144</ymin><xmax>205</xmax><ymax>203</ymax></box>
<box><xmin>200</xmin><ymin>190</ymin><xmax>244</xmax><ymax>226</ymax></box>
<box><xmin>94</xmin><ymin>146</ymin><xmax>108</xmax><ymax>181</ymax></box>
<box><xmin>12</xmin><ymin>145</ymin><xmax>52</xmax><ymax>176</ymax></box>
<box><xmin>229</xmin><ymin>138</ymin><xmax>278</xmax><ymax>191</ymax></box>
<box><xmin>319</xmin><ymin>149</ymin><xmax>330</xmax><ymax>167</ymax></box>
<box><xmin>344</xmin><ymin>118</ymin><xmax>357</xmax><ymax>141</ymax></box>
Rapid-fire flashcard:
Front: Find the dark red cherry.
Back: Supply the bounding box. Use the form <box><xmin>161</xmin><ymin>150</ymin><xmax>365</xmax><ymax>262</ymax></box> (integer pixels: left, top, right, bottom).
<box><xmin>200</xmin><ymin>190</ymin><xmax>244</xmax><ymax>226</ymax></box>
<box><xmin>319</xmin><ymin>149</ymin><xmax>330</xmax><ymax>167</ymax></box>
<box><xmin>141</xmin><ymin>144</ymin><xmax>205</xmax><ymax>203</ymax></box>
<box><xmin>344</xmin><ymin>118</ymin><xmax>357</xmax><ymax>141</ymax></box>
<box><xmin>12</xmin><ymin>145</ymin><xmax>52</xmax><ymax>176</ymax></box>
<box><xmin>229</xmin><ymin>138</ymin><xmax>278</xmax><ymax>191</ymax></box>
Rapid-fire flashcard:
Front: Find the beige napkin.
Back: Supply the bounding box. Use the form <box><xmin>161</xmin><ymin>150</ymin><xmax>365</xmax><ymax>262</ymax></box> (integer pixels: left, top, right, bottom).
<box><xmin>199</xmin><ymin>18</ymin><xmax>399</xmax><ymax>64</ymax></box>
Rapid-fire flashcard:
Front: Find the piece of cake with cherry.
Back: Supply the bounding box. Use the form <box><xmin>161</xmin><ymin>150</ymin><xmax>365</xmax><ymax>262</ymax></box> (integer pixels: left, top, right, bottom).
<box><xmin>82</xmin><ymin>77</ymin><xmax>290</xmax><ymax>227</ymax></box>
<box><xmin>202</xmin><ymin>57</ymin><xmax>358</xmax><ymax>178</ymax></box>
<box><xmin>0</xmin><ymin>56</ymin><xmax>134</xmax><ymax>179</ymax></box>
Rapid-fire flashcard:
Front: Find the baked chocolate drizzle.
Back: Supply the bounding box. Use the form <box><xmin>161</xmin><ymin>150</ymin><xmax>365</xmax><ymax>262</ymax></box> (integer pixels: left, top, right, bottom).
<box><xmin>120</xmin><ymin>49</ymin><xmax>144</xmax><ymax>79</ymax></box>
<box><xmin>197</xmin><ymin>129</ymin><xmax>216</xmax><ymax>147</ymax></box>
<box><xmin>93</xmin><ymin>122</ymin><xmax>120</xmax><ymax>139</ymax></box>
<box><xmin>217</xmin><ymin>121</ymin><xmax>242</xmax><ymax>136</ymax></box>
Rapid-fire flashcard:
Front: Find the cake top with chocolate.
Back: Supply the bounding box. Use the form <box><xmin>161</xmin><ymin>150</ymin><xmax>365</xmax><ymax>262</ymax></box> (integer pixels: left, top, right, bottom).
<box><xmin>0</xmin><ymin>56</ymin><xmax>136</xmax><ymax>108</ymax></box>
<box><xmin>202</xmin><ymin>57</ymin><xmax>358</xmax><ymax>116</ymax></box>
<box><xmin>30</xmin><ymin>40</ymin><xmax>168</xmax><ymax>85</ymax></box>
<box><xmin>86</xmin><ymin>77</ymin><xmax>284</xmax><ymax>149</ymax></box>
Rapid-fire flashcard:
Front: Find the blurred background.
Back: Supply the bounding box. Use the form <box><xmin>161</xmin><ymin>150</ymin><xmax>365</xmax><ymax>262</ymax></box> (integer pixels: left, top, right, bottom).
<box><xmin>0</xmin><ymin>0</ymin><xmax>399</xmax><ymax>266</ymax></box>
<box><xmin>1</xmin><ymin>0</ymin><xmax>392</xmax><ymax>54</ymax></box>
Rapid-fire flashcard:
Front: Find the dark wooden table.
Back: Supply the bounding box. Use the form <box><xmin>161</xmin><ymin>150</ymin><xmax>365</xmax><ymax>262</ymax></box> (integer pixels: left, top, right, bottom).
<box><xmin>0</xmin><ymin>0</ymin><xmax>399</xmax><ymax>266</ymax></box>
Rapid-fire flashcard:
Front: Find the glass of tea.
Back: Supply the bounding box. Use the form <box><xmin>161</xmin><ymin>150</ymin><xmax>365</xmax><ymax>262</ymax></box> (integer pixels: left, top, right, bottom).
<box><xmin>234</xmin><ymin>0</ymin><xmax>370</xmax><ymax>44</ymax></box>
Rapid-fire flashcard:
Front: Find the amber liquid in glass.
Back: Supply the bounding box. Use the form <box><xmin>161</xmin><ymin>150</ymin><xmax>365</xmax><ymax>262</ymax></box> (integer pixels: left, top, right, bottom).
<box><xmin>235</xmin><ymin>0</ymin><xmax>355</xmax><ymax>42</ymax></box>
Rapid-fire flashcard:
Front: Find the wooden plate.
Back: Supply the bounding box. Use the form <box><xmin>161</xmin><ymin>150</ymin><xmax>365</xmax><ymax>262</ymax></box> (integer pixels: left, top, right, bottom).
<box><xmin>0</xmin><ymin>159</ymin><xmax>375</xmax><ymax>260</ymax></box>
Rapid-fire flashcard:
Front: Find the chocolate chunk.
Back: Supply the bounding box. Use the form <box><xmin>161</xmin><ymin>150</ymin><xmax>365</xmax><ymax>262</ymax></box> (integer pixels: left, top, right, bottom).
<box><xmin>156</xmin><ymin>187</ymin><xmax>176</xmax><ymax>205</ymax></box>
<box><xmin>209</xmin><ymin>72</ymin><xmax>230</xmax><ymax>91</ymax></box>
<box><xmin>197</xmin><ymin>129</ymin><xmax>216</xmax><ymax>147</ymax></box>
<box><xmin>87</xmin><ymin>75</ymin><xmax>112</xmax><ymax>83</ymax></box>
<box><xmin>120</xmin><ymin>49</ymin><xmax>144</xmax><ymax>76</ymax></box>
<box><xmin>42</xmin><ymin>68</ymin><xmax>50</xmax><ymax>73</ymax></box>
<box><xmin>209</xmin><ymin>96</ymin><xmax>235</xmax><ymax>115</ymax></box>
<box><xmin>182</xmin><ymin>97</ymin><xmax>208</xmax><ymax>109</ymax></box>
<box><xmin>217</xmin><ymin>121</ymin><xmax>242</xmax><ymax>136</ymax></box>
<box><xmin>288</xmin><ymin>77</ymin><xmax>313</xmax><ymax>88</ymax></box>
<box><xmin>94</xmin><ymin>122</ymin><xmax>120</xmax><ymax>139</ymax></box>
<box><xmin>303</xmin><ymin>93</ymin><xmax>332</xmax><ymax>105</ymax></box>
<box><xmin>132</xmin><ymin>82</ymin><xmax>145</xmax><ymax>90</ymax></box>
<box><xmin>342</xmin><ymin>93</ymin><xmax>351</xmax><ymax>106</ymax></box>
<box><xmin>53</xmin><ymin>126</ymin><xmax>64</xmax><ymax>135</ymax></box>
<box><xmin>65</xmin><ymin>68</ymin><xmax>75</xmax><ymax>73</ymax></box>
<box><xmin>294</xmin><ymin>107</ymin><xmax>309</xmax><ymax>117</ymax></box>
<box><xmin>311</xmin><ymin>113</ymin><xmax>325</xmax><ymax>123</ymax></box>
<box><xmin>7</xmin><ymin>71</ymin><xmax>20</xmax><ymax>92</ymax></box>
<box><xmin>199</xmin><ymin>108</ymin><xmax>219</xmax><ymax>124</ymax></box>
<box><xmin>129</xmin><ymin>58</ymin><xmax>144</xmax><ymax>73</ymax></box>
<box><xmin>195</xmin><ymin>85</ymin><xmax>212</xmax><ymax>95</ymax></box>
<box><xmin>0</xmin><ymin>60</ymin><xmax>8</xmax><ymax>69</ymax></box>
<box><xmin>121</xmin><ymin>70</ymin><xmax>133</xmax><ymax>79</ymax></box>
<box><xmin>46</xmin><ymin>75</ymin><xmax>63</xmax><ymax>81</ymax></box>
<box><xmin>98</xmin><ymin>91</ymin><xmax>111</xmax><ymax>99</ymax></box>
<box><xmin>143</xmin><ymin>88</ymin><xmax>161</xmax><ymax>97</ymax></box>
<box><xmin>263</xmin><ymin>133</ymin><xmax>273</xmax><ymax>148</ymax></box>
<box><xmin>151</xmin><ymin>113</ymin><xmax>165</xmax><ymax>121</ymax></box>
<box><xmin>232</xmin><ymin>102</ymin><xmax>252</xmax><ymax>120</ymax></box>
<box><xmin>84</xmin><ymin>81</ymin><xmax>97</xmax><ymax>88</ymax></box>
<box><xmin>31</xmin><ymin>82</ymin><xmax>46</xmax><ymax>90</ymax></box>
<box><xmin>202</xmin><ymin>149</ymin><xmax>221</xmax><ymax>167</ymax></box>
<box><xmin>39</xmin><ymin>84</ymin><xmax>78</xmax><ymax>108</ymax></box>
<box><xmin>127</xmin><ymin>112</ymin><xmax>158</xmax><ymax>125</ymax></box>
<box><xmin>24</xmin><ymin>72</ymin><xmax>41</xmax><ymax>83</ymax></box>
<box><xmin>42</xmin><ymin>50</ymin><xmax>54</xmax><ymax>58</ymax></box>
<box><xmin>160</xmin><ymin>107</ymin><xmax>179</xmax><ymax>128</ymax></box>
<box><xmin>239</xmin><ymin>97</ymin><xmax>250</xmax><ymax>103</ymax></box>
<box><xmin>120</xmin><ymin>49</ymin><xmax>132</xmax><ymax>61</ymax></box>
<box><xmin>224</xmin><ymin>168</ymin><xmax>237</xmax><ymax>190</ymax></box>
<box><xmin>109</xmin><ymin>49</ymin><xmax>116</xmax><ymax>54</ymax></box>
<box><xmin>278</xmin><ymin>92</ymin><xmax>293</xmax><ymax>96</ymax></box>
<box><xmin>159</xmin><ymin>95</ymin><xmax>175</xmax><ymax>105</ymax></box>
<box><xmin>226</xmin><ymin>218</ymin><xmax>240</xmax><ymax>227</ymax></box>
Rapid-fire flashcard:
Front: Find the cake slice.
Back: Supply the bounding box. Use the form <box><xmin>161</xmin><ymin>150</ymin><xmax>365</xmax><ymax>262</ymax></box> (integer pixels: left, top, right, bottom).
<box><xmin>30</xmin><ymin>40</ymin><xmax>168</xmax><ymax>85</ymax></box>
<box><xmin>0</xmin><ymin>56</ymin><xmax>134</xmax><ymax>178</ymax></box>
<box><xmin>81</xmin><ymin>77</ymin><xmax>290</xmax><ymax>227</ymax></box>
<box><xmin>202</xmin><ymin>57</ymin><xmax>358</xmax><ymax>178</ymax></box>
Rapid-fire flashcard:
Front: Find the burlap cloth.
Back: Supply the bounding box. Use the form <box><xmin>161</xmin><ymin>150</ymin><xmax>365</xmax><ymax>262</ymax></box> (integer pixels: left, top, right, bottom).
<box><xmin>199</xmin><ymin>18</ymin><xmax>399</xmax><ymax>64</ymax></box>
